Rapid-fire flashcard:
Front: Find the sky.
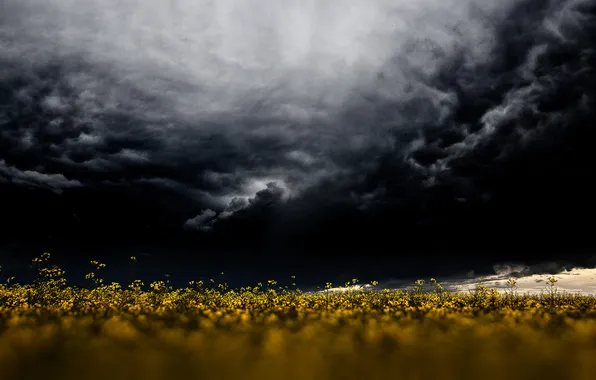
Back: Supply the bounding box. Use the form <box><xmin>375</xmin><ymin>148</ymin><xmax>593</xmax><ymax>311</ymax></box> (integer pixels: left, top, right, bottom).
<box><xmin>1</xmin><ymin>0</ymin><xmax>595</xmax><ymax>287</ymax></box>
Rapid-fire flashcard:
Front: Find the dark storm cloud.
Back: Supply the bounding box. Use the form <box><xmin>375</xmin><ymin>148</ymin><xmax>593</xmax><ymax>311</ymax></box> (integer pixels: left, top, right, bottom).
<box><xmin>1</xmin><ymin>0</ymin><xmax>595</xmax><ymax>276</ymax></box>
<box><xmin>0</xmin><ymin>159</ymin><xmax>82</xmax><ymax>193</ymax></box>
<box><xmin>0</xmin><ymin>0</ymin><xmax>518</xmax><ymax>198</ymax></box>
<box><xmin>366</xmin><ymin>0</ymin><xmax>596</xmax><ymax>190</ymax></box>
<box><xmin>194</xmin><ymin>0</ymin><xmax>596</xmax><ymax>262</ymax></box>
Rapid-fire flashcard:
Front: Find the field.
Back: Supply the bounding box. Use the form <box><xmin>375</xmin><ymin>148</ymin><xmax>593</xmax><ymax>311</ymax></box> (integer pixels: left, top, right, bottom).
<box><xmin>1</xmin><ymin>254</ymin><xmax>596</xmax><ymax>380</ymax></box>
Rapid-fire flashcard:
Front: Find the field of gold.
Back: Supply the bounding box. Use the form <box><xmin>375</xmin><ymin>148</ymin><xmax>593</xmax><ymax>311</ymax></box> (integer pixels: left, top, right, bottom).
<box><xmin>1</xmin><ymin>254</ymin><xmax>596</xmax><ymax>380</ymax></box>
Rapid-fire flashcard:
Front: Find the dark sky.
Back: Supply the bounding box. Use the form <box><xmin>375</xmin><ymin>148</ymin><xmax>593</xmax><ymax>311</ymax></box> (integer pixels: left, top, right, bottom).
<box><xmin>1</xmin><ymin>0</ymin><xmax>595</xmax><ymax>287</ymax></box>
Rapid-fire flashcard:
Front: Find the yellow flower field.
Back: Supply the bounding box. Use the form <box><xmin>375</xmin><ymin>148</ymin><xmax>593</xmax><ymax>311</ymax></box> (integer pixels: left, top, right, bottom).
<box><xmin>1</xmin><ymin>254</ymin><xmax>595</xmax><ymax>380</ymax></box>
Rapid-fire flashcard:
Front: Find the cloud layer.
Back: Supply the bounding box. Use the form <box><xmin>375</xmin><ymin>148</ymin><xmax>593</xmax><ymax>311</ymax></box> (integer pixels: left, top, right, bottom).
<box><xmin>1</xmin><ymin>0</ymin><xmax>595</xmax><ymax>277</ymax></box>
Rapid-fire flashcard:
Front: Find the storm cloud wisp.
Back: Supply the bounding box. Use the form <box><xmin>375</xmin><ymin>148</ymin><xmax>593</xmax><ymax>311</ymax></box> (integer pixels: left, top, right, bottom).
<box><xmin>1</xmin><ymin>0</ymin><xmax>595</xmax><ymax>263</ymax></box>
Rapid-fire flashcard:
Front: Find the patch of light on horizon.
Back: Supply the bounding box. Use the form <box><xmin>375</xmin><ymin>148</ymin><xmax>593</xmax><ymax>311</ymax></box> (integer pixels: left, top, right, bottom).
<box><xmin>313</xmin><ymin>267</ymin><xmax>596</xmax><ymax>296</ymax></box>
<box><xmin>455</xmin><ymin>267</ymin><xmax>596</xmax><ymax>296</ymax></box>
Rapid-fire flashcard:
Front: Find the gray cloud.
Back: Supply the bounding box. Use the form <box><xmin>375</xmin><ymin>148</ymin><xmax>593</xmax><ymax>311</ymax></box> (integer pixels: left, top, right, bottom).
<box><xmin>0</xmin><ymin>0</ymin><xmax>594</xmax><ymax>254</ymax></box>
<box><xmin>183</xmin><ymin>209</ymin><xmax>217</xmax><ymax>232</ymax></box>
<box><xmin>0</xmin><ymin>1</ymin><xmax>520</xmax><ymax>187</ymax></box>
<box><xmin>183</xmin><ymin>182</ymin><xmax>286</xmax><ymax>231</ymax></box>
<box><xmin>0</xmin><ymin>159</ymin><xmax>82</xmax><ymax>194</ymax></box>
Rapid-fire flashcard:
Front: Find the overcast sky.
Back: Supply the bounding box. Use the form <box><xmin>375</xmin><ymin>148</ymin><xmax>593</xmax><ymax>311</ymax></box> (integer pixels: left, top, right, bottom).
<box><xmin>1</xmin><ymin>0</ymin><xmax>595</xmax><ymax>286</ymax></box>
